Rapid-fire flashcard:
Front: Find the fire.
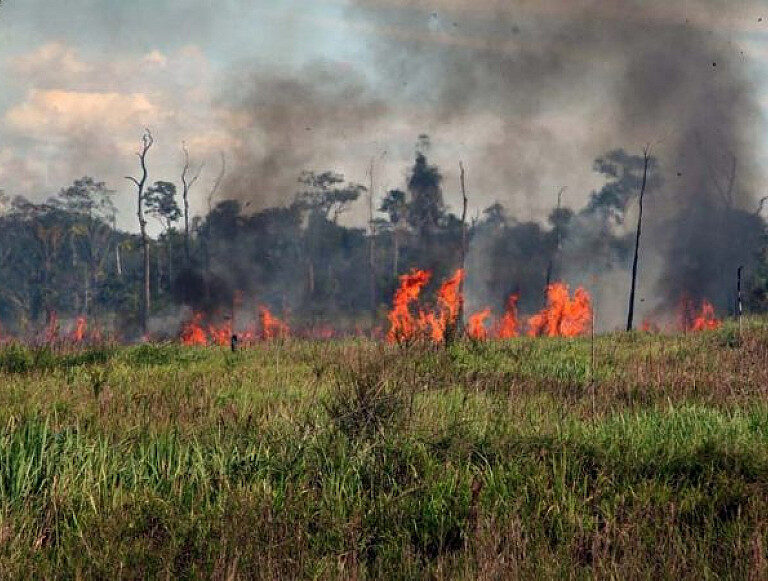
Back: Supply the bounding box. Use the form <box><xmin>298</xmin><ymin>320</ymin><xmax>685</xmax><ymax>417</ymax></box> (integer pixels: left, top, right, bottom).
<box><xmin>72</xmin><ymin>316</ymin><xmax>87</xmax><ymax>342</ymax></box>
<box><xmin>259</xmin><ymin>307</ymin><xmax>289</xmax><ymax>340</ymax></box>
<box><xmin>180</xmin><ymin>312</ymin><xmax>208</xmax><ymax>346</ymax></box>
<box><xmin>386</xmin><ymin>268</ymin><xmax>467</xmax><ymax>343</ymax></box>
<box><xmin>528</xmin><ymin>283</ymin><xmax>592</xmax><ymax>338</ymax></box>
<box><xmin>641</xmin><ymin>319</ymin><xmax>660</xmax><ymax>333</ymax></box>
<box><xmin>493</xmin><ymin>293</ymin><xmax>520</xmax><ymax>338</ymax></box>
<box><xmin>434</xmin><ymin>268</ymin><xmax>464</xmax><ymax>341</ymax></box>
<box><xmin>679</xmin><ymin>297</ymin><xmax>721</xmax><ymax>332</ymax></box>
<box><xmin>208</xmin><ymin>319</ymin><xmax>232</xmax><ymax>346</ymax></box>
<box><xmin>467</xmin><ymin>308</ymin><xmax>491</xmax><ymax>340</ymax></box>
<box><xmin>387</xmin><ymin>269</ymin><xmax>432</xmax><ymax>343</ymax></box>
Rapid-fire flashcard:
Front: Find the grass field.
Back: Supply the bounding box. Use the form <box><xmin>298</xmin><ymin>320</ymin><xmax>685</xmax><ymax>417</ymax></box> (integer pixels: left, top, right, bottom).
<box><xmin>0</xmin><ymin>319</ymin><xmax>767</xmax><ymax>578</ymax></box>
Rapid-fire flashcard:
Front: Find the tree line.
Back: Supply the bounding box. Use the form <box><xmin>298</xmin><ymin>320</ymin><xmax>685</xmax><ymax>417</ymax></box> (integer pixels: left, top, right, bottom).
<box><xmin>0</xmin><ymin>133</ymin><xmax>766</xmax><ymax>338</ymax></box>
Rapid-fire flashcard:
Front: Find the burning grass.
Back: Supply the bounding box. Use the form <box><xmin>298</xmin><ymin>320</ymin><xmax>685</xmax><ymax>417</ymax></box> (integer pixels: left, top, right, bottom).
<box><xmin>0</xmin><ymin>319</ymin><xmax>765</xmax><ymax>577</ymax></box>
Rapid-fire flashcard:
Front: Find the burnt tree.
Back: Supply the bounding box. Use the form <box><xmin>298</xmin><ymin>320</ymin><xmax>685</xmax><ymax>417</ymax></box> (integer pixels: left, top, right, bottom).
<box><xmin>626</xmin><ymin>145</ymin><xmax>651</xmax><ymax>332</ymax></box>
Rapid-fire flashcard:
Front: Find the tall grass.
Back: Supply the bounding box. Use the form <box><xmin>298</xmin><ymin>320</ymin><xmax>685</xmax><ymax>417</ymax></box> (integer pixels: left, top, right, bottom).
<box><xmin>0</xmin><ymin>323</ymin><xmax>765</xmax><ymax>578</ymax></box>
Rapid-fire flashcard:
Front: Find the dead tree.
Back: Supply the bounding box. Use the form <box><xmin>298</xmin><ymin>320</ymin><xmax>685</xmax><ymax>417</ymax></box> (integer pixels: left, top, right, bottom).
<box><xmin>180</xmin><ymin>143</ymin><xmax>204</xmax><ymax>264</ymax></box>
<box><xmin>626</xmin><ymin>144</ymin><xmax>651</xmax><ymax>332</ymax></box>
<box><xmin>545</xmin><ymin>186</ymin><xmax>567</xmax><ymax>288</ymax></box>
<box><xmin>454</xmin><ymin>161</ymin><xmax>469</xmax><ymax>338</ymax></box>
<box><xmin>125</xmin><ymin>129</ymin><xmax>154</xmax><ymax>334</ymax></box>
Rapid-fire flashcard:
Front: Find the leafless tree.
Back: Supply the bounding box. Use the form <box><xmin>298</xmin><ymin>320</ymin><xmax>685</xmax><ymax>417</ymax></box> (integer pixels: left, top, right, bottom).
<box><xmin>125</xmin><ymin>129</ymin><xmax>154</xmax><ymax>334</ymax></box>
<box><xmin>180</xmin><ymin>142</ymin><xmax>204</xmax><ymax>264</ymax></box>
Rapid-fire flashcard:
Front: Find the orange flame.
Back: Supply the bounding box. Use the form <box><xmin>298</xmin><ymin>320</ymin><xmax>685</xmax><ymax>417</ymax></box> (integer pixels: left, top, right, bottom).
<box><xmin>641</xmin><ymin>319</ymin><xmax>660</xmax><ymax>333</ymax></box>
<box><xmin>528</xmin><ymin>283</ymin><xmax>592</xmax><ymax>337</ymax></box>
<box><xmin>493</xmin><ymin>293</ymin><xmax>520</xmax><ymax>338</ymax></box>
<box><xmin>72</xmin><ymin>316</ymin><xmax>87</xmax><ymax>343</ymax></box>
<box><xmin>467</xmin><ymin>308</ymin><xmax>491</xmax><ymax>340</ymax></box>
<box><xmin>387</xmin><ymin>269</ymin><xmax>432</xmax><ymax>343</ymax></box>
<box><xmin>180</xmin><ymin>312</ymin><xmax>208</xmax><ymax>346</ymax></box>
<box><xmin>435</xmin><ymin>268</ymin><xmax>464</xmax><ymax>340</ymax></box>
<box><xmin>208</xmin><ymin>319</ymin><xmax>232</xmax><ymax>346</ymax></box>
<box><xmin>260</xmin><ymin>307</ymin><xmax>289</xmax><ymax>340</ymax></box>
<box><xmin>679</xmin><ymin>297</ymin><xmax>721</xmax><ymax>332</ymax></box>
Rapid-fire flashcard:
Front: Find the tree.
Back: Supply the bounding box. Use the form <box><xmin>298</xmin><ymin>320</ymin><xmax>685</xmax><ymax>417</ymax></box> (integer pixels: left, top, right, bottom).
<box><xmin>180</xmin><ymin>143</ymin><xmax>203</xmax><ymax>264</ymax></box>
<box><xmin>293</xmin><ymin>171</ymin><xmax>365</xmax><ymax>303</ymax></box>
<box><xmin>380</xmin><ymin>189</ymin><xmax>407</xmax><ymax>279</ymax></box>
<box><xmin>145</xmin><ymin>181</ymin><xmax>182</xmax><ymax>292</ymax></box>
<box><xmin>294</xmin><ymin>171</ymin><xmax>365</xmax><ymax>222</ymax></box>
<box><xmin>125</xmin><ymin>129</ymin><xmax>154</xmax><ymax>334</ymax></box>
<box><xmin>407</xmin><ymin>152</ymin><xmax>444</xmax><ymax>235</ymax></box>
<box><xmin>56</xmin><ymin>177</ymin><xmax>116</xmax><ymax>314</ymax></box>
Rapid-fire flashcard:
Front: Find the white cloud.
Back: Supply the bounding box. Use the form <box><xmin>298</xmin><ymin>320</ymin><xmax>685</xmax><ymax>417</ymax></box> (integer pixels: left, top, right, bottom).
<box><xmin>0</xmin><ymin>42</ymin><xmax>225</xmax><ymax>229</ymax></box>
<box><xmin>5</xmin><ymin>90</ymin><xmax>158</xmax><ymax>139</ymax></box>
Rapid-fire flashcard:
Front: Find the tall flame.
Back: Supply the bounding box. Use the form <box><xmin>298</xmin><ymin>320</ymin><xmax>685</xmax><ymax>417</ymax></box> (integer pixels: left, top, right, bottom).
<box><xmin>679</xmin><ymin>296</ymin><xmax>721</xmax><ymax>332</ymax></box>
<box><xmin>387</xmin><ymin>269</ymin><xmax>432</xmax><ymax>343</ymax></box>
<box><xmin>493</xmin><ymin>293</ymin><xmax>520</xmax><ymax>338</ymax></box>
<box><xmin>72</xmin><ymin>316</ymin><xmax>87</xmax><ymax>343</ymax></box>
<box><xmin>528</xmin><ymin>283</ymin><xmax>592</xmax><ymax>337</ymax></box>
<box><xmin>260</xmin><ymin>307</ymin><xmax>290</xmax><ymax>340</ymax></box>
<box><xmin>467</xmin><ymin>308</ymin><xmax>491</xmax><ymax>340</ymax></box>
<box><xmin>180</xmin><ymin>312</ymin><xmax>208</xmax><ymax>346</ymax></box>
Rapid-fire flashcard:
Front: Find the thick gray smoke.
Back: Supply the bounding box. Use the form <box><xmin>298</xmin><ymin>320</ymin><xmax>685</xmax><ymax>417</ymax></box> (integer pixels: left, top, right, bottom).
<box><xmin>220</xmin><ymin>62</ymin><xmax>388</xmax><ymax>210</ymax></box>
<box><xmin>218</xmin><ymin>0</ymin><xmax>765</xmax><ymax>327</ymax></box>
<box><xmin>346</xmin><ymin>0</ymin><xmax>765</xmax><ymax>324</ymax></box>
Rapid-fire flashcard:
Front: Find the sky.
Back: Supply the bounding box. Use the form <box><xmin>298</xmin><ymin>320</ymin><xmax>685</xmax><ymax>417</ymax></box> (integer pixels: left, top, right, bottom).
<box><xmin>1</xmin><ymin>0</ymin><xmax>768</xmax><ymax>232</ymax></box>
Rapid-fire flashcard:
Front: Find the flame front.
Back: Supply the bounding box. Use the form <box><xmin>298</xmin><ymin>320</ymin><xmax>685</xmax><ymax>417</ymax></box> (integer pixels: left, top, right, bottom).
<box><xmin>527</xmin><ymin>283</ymin><xmax>592</xmax><ymax>338</ymax></box>
<box><xmin>679</xmin><ymin>297</ymin><xmax>721</xmax><ymax>332</ymax></box>
<box><xmin>494</xmin><ymin>293</ymin><xmax>520</xmax><ymax>338</ymax></box>
<box><xmin>180</xmin><ymin>312</ymin><xmax>208</xmax><ymax>346</ymax></box>
<box><xmin>259</xmin><ymin>307</ymin><xmax>290</xmax><ymax>340</ymax></box>
<box><xmin>467</xmin><ymin>308</ymin><xmax>491</xmax><ymax>340</ymax></box>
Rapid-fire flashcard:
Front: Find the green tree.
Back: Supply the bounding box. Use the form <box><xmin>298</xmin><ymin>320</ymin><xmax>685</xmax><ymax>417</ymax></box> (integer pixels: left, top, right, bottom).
<box><xmin>145</xmin><ymin>181</ymin><xmax>181</xmax><ymax>293</ymax></box>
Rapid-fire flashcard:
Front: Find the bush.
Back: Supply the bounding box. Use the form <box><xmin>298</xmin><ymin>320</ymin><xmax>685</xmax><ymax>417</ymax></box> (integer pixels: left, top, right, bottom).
<box><xmin>324</xmin><ymin>348</ymin><xmax>406</xmax><ymax>440</ymax></box>
<box><xmin>0</xmin><ymin>343</ymin><xmax>34</xmax><ymax>373</ymax></box>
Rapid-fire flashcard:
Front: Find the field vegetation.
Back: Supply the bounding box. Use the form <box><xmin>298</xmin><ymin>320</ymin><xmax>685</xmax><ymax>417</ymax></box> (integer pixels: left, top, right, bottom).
<box><xmin>0</xmin><ymin>321</ymin><xmax>767</xmax><ymax>578</ymax></box>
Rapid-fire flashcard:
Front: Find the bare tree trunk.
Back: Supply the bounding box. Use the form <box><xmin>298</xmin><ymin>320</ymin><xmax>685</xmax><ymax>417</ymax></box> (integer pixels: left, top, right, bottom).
<box><xmin>545</xmin><ymin>186</ymin><xmax>566</xmax><ymax>289</ymax></box>
<box><xmin>125</xmin><ymin>129</ymin><xmax>154</xmax><ymax>334</ymax></box>
<box><xmin>393</xmin><ymin>227</ymin><xmax>400</xmax><ymax>280</ymax></box>
<box><xmin>181</xmin><ymin>143</ymin><xmax>203</xmax><ymax>265</ymax></box>
<box><xmin>167</xmin><ymin>225</ymin><xmax>173</xmax><ymax>292</ymax></box>
<box><xmin>455</xmin><ymin>161</ymin><xmax>469</xmax><ymax>337</ymax></box>
<box><xmin>626</xmin><ymin>145</ymin><xmax>651</xmax><ymax>332</ymax></box>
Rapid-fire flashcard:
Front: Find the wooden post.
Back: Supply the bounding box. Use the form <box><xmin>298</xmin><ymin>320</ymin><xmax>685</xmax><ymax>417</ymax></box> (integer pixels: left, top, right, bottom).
<box><xmin>737</xmin><ymin>266</ymin><xmax>744</xmax><ymax>335</ymax></box>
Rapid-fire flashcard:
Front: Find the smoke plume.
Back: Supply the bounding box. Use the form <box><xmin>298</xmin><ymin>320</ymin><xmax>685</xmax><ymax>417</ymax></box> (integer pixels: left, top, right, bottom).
<box><xmin>213</xmin><ymin>0</ymin><xmax>765</xmax><ymax>327</ymax></box>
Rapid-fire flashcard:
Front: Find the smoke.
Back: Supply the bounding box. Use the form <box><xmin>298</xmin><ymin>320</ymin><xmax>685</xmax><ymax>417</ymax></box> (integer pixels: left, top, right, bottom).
<box><xmin>340</xmin><ymin>0</ymin><xmax>765</xmax><ymax>325</ymax></box>
<box><xmin>206</xmin><ymin>0</ymin><xmax>765</xmax><ymax>327</ymax></box>
<box><xmin>220</xmin><ymin>61</ymin><xmax>388</xmax><ymax>210</ymax></box>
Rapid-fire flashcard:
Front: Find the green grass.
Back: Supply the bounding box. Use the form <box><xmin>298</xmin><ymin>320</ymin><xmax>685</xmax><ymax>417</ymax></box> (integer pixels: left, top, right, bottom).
<box><xmin>0</xmin><ymin>321</ymin><xmax>767</xmax><ymax>578</ymax></box>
